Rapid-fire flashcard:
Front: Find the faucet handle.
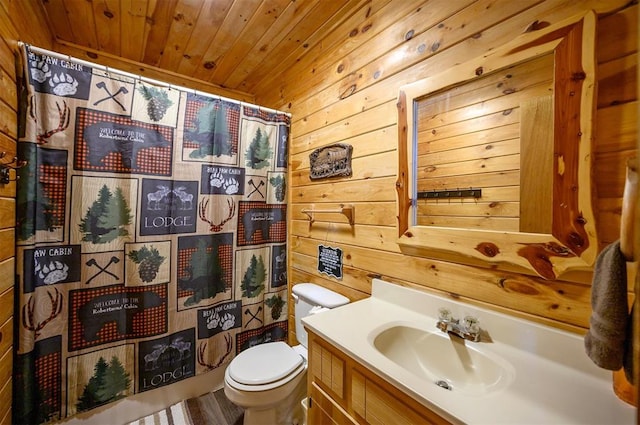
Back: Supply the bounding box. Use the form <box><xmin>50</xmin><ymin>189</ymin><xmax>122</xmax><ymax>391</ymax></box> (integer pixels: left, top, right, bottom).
<box><xmin>438</xmin><ymin>308</ymin><xmax>452</xmax><ymax>321</ymax></box>
<box><xmin>462</xmin><ymin>315</ymin><xmax>480</xmax><ymax>333</ymax></box>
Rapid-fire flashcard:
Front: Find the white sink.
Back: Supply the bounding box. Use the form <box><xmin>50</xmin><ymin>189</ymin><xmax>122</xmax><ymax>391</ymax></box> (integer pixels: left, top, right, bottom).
<box><xmin>372</xmin><ymin>325</ymin><xmax>514</xmax><ymax>396</ymax></box>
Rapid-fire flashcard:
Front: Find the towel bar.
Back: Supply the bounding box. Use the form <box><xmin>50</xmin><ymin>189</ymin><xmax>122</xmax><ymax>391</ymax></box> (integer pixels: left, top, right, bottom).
<box><xmin>301</xmin><ymin>205</ymin><xmax>354</xmax><ymax>225</ymax></box>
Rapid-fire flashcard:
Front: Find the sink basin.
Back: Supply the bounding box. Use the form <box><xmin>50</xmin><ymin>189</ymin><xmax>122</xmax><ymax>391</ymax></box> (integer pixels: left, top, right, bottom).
<box><xmin>372</xmin><ymin>325</ymin><xmax>514</xmax><ymax>396</ymax></box>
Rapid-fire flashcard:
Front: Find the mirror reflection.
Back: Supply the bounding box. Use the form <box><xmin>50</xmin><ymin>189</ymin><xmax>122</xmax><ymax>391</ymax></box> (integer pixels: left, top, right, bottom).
<box><xmin>414</xmin><ymin>53</ymin><xmax>554</xmax><ymax>233</ymax></box>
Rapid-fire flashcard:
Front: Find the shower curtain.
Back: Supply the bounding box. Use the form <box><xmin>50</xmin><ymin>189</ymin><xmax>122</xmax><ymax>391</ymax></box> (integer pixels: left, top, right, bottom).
<box><xmin>13</xmin><ymin>45</ymin><xmax>289</xmax><ymax>424</ymax></box>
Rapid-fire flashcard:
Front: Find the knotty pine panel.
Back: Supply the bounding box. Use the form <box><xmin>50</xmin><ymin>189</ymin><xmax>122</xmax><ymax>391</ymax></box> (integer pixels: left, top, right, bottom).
<box><xmin>224</xmin><ymin>1</ymin><xmax>356</xmax><ymax>90</ymax></box>
<box><xmin>0</xmin><ymin>199</ymin><xmax>15</xmax><ymax>229</ymax></box>
<box><xmin>189</xmin><ymin>0</ymin><xmax>266</xmax><ymax>82</ymax></box>
<box><xmin>417</xmin><ymin>215</ymin><xmax>520</xmax><ymax>232</ymax></box>
<box><xmin>291</xmin><ymin>126</ymin><xmax>394</xmax><ymax>172</ymax></box>
<box><xmin>0</xmin><ymin>68</ymin><xmax>16</xmax><ymax>111</ymax></box>
<box><xmin>594</xmin><ymin>149</ymin><xmax>639</xmax><ymax>199</ymax></box>
<box><xmin>595</xmin><ymin>101</ymin><xmax>638</xmax><ymax>153</ymax></box>
<box><xmin>54</xmin><ymin>41</ymin><xmax>255</xmax><ymax>103</ymax></box>
<box><xmin>292</xmin><ymin>150</ymin><xmax>396</xmax><ymax>187</ymax></box>
<box><xmin>0</xmin><ymin>379</ymin><xmax>9</xmax><ymax>425</ymax></box>
<box><xmin>291</xmin><ymin>252</ymin><xmax>375</xmax><ymax>296</ymax></box>
<box><xmin>417</xmin><ymin>124</ymin><xmax>520</xmax><ymax>156</ymax></box>
<box><xmin>416</xmin><ymin>154</ymin><xmax>521</xmax><ymax>180</ymax></box>
<box><xmin>261</xmin><ymin>0</ymin><xmax>423</xmax><ymax>115</ymax></box>
<box><xmin>93</xmin><ymin>0</ymin><xmax>121</xmax><ymax>55</ymax></box>
<box><xmin>120</xmin><ymin>1</ymin><xmax>151</xmax><ymax>62</ymax></box>
<box><xmin>153</xmin><ymin>1</ymin><xmax>204</xmax><ymax>71</ymax></box>
<box><xmin>0</xmin><ymin>183</ymin><xmax>15</xmax><ymax>200</ymax></box>
<box><xmin>0</xmin><ymin>1</ymin><xmax>51</xmax><ymax>52</ymax></box>
<box><xmin>0</xmin><ymin>378</ymin><xmax>9</xmax><ymax>424</ymax></box>
<box><xmin>0</xmin><ymin>318</ymin><xmax>12</xmax><ymax>362</ymax></box>
<box><xmin>0</xmin><ymin>258</ymin><xmax>13</xmax><ymax>294</ymax></box>
<box><xmin>0</xmin><ymin>289</ymin><xmax>12</xmax><ymax>326</ymax></box>
<box><xmin>0</xmin><ymin>230</ymin><xmax>14</xmax><ymax>262</ymax></box>
<box><xmin>290</xmin><ymin>269</ymin><xmax>371</xmax><ymax>305</ymax></box>
<box><xmin>290</xmin><ymin>220</ymin><xmax>399</xmax><ymax>254</ymax></box>
<box><xmin>249</xmin><ymin>0</ymin><xmax>387</xmax><ymax>96</ymax></box>
<box><xmin>291</xmin><ymin>101</ymin><xmax>397</xmax><ymax>156</ymax></box>
<box><xmin>211</xmin><ymin>0</ymin><xmax>319</xmax><ymax>86</ymax></box>
<box><xmin>415</xmin><ymin>54</ymin><xmax>553</xmax><ymax>117</ymax></box>
<box><xmin>417</xmin><ymin>109</ymin><xmax>521</xmax><ymax>146</ymax></box>
<box><xmin>0</xmin><ymin>101</ymin><xmax>16</xmax><ymax>140</ymax></box>
<box><xmin>597</xmin><ymin>197</ymin><xmax>625</xmax><ymax>246</ymax></box>
<box><xmin>0</xmin><ymin>39</ymin><xmax>15</xmax><ymax>85</ymax></box>
<box><xmin>0</xmin><ymin>350</ymin><xmax>11</xmax><ymax>395</ymax></box>
<box><xmin>596</xmin><ymin>4</ymin><xmax>638</xmax><ymax>64</ymax></box>
<box><xmin>292</xmin><ymin>177</ymin><xmax>396</xmax><ymax>204</ymax></box>
<box><xmin>417</xmin><ymin>201</ymin><xmax>520</xmax><ymax>220</ymax></box>
<box><xmin>291</xmin><ymin>202</ymin><xmax>396</xmax><ymax>227</ymax></box>
<box><xmin>417</xmin><ymin>169</ymin><xmax>521</xmax><ymax>192</ymax></box>
<box><xmin>267</xmin><ymin>0</ymin><xmax>628</xmax><ymax>117</ymax></box>
<box><xmin>598</xmin><ymin>53</ymin><xmax>637</xmax><ymax>108</ymax></box>
<box><xmin>282</xmin><ymin>0</ymin><xmax>537</xmax><ymax>120</ymax></box>
<box><xmin>421</xmin><ymin>138</ymin><xmax>520</xmax><ymax>164</ymax></box>
<box><xmin>0</xmin><ymin>133</ymin><xmax>17</xmax><ymax>199</ymax></box>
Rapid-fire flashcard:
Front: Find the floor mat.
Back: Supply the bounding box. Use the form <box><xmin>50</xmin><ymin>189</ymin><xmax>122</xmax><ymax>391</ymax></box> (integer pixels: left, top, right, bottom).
<box><xmin>127</xmin><ymin>388</ymin><xmax>244</xmax><ymax>425</ymax></box>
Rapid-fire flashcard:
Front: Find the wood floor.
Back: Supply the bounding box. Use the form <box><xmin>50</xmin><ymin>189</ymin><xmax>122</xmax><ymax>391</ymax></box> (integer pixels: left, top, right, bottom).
<box><xmin>187</xmin><ymin>388</ymin><xmax>244</xmax><ymax>425</ymax></box>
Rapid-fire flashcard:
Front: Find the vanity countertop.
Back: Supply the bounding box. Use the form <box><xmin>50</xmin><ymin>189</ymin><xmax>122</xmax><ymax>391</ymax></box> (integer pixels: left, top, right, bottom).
<box><xmin>302</xmin><ymin>279</ymin><xmax>635</xmax><ymax>424</ymax></box>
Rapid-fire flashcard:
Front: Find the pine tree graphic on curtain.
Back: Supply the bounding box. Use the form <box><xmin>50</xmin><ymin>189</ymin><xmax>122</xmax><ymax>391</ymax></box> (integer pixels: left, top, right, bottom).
<box><xmin>245</xmin><ymin>128</ymin><xmax>272</xmax><ymax>169</ymax></box>
<box><xmin>186</xmin><ymin>99</ymin><xmax>233</xmax><ymax>158</ymax></box>
<box><xmin>79</xmin><ymin>185</ymin><xmax>133</xmax><ymax>243</ymax></box>
<box><xmin>241</xmin><ymin>254</ymin><xmax>266</xmax><ymax>297</ymax></box>
<box><xmin>76</xmin><ymin>356</ymin><xmax>131</xmax><ymax>412</ymax></box>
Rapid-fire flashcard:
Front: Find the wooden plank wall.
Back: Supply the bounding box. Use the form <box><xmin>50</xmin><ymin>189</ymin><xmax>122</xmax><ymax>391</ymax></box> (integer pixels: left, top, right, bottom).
<box><xmin>251</xmin><ymin>0</ymin><xmax>639</xmax><ymax>336</ymax></box>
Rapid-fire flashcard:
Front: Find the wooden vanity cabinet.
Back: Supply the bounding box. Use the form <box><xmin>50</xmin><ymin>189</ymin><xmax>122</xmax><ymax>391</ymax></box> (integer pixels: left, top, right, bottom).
<box><xmin>307</xmin><ymin>330</ymin><xmax>451</xmax><ymax>425</ymax></box>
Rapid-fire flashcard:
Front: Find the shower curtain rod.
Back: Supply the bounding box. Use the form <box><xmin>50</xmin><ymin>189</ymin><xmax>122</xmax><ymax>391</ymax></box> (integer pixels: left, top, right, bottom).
<box><xmin>19</xmin><ymin>42</ymin><xmax>291</xmax><ymax>117</ymax></box>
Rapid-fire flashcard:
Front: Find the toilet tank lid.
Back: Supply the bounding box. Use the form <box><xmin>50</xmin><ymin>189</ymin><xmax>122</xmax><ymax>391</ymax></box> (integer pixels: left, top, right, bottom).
<box><xmin>292</xmin><ymin>283</ymin><xmax>349</xmax><ymax>308</ymax></box>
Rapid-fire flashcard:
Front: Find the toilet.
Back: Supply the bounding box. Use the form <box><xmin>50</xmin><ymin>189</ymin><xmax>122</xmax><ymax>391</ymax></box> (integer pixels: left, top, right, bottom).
<box><xmin>224</xmin><ymin>283</ymin><xmax>350</xmax><ymax>425</ymax></box>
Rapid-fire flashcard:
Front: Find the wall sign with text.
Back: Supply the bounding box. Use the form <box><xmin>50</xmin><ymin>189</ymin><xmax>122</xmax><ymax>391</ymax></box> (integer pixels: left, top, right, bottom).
<box><xmin>317</xmin><ymin>245</ymin><xmax>343</xmax><ymax>280</ymax></box>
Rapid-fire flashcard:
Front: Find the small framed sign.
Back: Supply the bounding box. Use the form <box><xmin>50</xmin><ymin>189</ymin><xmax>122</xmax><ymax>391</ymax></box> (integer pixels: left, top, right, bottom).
<box><xmin>309</xmin><ymin>143</ymin><xmax>353</xmax><ymax>180</ymax></box>
<box><xmin>317</xmin><ymin>244</ymin><xmax>343</xmax><ymax>280</ymax></box>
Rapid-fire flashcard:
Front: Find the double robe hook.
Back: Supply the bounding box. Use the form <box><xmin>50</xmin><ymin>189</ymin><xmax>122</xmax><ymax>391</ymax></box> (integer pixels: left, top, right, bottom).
<box><xmin>0</xmin><ymin>152</ymin><xmax>27</xmax><ymax>184</ymax></box>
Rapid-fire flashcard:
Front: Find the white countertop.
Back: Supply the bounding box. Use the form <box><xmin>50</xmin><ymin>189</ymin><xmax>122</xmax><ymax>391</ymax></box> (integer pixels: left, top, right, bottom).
<box><xmin>302</xmin><ymin>279</ymin><xmax>635</xmax><ymax>424</ymax></box>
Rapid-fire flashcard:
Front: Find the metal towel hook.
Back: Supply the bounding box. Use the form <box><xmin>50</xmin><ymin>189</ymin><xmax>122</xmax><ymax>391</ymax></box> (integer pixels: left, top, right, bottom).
<box><xmin>0</xmin><ymin>152</ymin><xmax>28</xmax><ymax>184</ymax></box>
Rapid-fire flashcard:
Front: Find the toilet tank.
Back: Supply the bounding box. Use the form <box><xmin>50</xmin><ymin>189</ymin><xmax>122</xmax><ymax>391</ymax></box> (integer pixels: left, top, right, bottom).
<box><xmin>292</xmin><ymin>283</ymin><xmax>349</xmax><ymax>348</ymax></box>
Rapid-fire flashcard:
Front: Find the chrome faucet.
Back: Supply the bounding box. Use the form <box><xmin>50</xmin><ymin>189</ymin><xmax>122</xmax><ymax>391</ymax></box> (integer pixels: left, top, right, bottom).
<box><xmin>436</xmin><ymin>308</ymin><xmax>481</xmax><ymax>342</ymax></box>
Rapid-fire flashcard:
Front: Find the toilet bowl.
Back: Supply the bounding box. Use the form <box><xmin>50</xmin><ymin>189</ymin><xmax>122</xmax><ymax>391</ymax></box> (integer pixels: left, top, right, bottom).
<box><xmin>223</xmin><ymin>283</ymin><xmax>349</xmax><ymax>425</ymax></box>
<box><xmin>224</xmin><ymin>343</ymin><xmax>307</xmax><ymax>425</ymax></box>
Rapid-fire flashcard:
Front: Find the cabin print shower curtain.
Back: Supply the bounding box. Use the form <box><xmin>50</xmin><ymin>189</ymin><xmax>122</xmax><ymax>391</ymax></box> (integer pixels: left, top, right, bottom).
<box><xmin>13</xmin><ymin>46</ymin><xmax>289</xmax><ymax>424</ymax></box>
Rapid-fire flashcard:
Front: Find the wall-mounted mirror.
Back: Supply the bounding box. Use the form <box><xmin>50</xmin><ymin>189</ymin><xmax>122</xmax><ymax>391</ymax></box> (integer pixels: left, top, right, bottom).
<box><xmin>396</xmin><ymin>11</ymin><xmax>598</xmax><ymax>280</ymax></box>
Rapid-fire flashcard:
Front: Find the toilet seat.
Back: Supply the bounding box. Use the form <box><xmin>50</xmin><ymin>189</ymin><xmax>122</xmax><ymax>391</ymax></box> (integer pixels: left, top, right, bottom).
<box><xmin>227</xmin><ymin>341</ymin><xmax>305</xmax><ymax>391</ymax></box>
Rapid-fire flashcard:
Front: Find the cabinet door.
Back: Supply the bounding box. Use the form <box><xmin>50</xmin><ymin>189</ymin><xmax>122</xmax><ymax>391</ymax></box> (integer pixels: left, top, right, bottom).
<box><xmin>310</xmin><ymin>334</ymin><xmax>346</xmax><ymax>403</ymax></box>
<box><xmin>352</xmin><ymin>370</ymin><xmax>448</xmax><ymax>425</ymax></box>
<box><xmin>310</xmin><ymin>383</ymin><xmax>358</xmax><ymax>425</ymax></box>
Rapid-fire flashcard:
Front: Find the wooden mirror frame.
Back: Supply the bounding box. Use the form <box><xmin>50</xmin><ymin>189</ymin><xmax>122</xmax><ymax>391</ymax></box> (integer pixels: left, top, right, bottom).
<box><xmin>396</xmin><ymin>11</ymin><xmax>598</xmax><ymax>280</ymax></box>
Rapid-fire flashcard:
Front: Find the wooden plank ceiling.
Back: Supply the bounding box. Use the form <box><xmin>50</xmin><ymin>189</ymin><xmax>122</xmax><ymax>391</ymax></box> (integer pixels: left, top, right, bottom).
<box><xmin>34</xmin><ymin>0</ymin><xmax>363</xmax><ymax>95</ymax></box>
